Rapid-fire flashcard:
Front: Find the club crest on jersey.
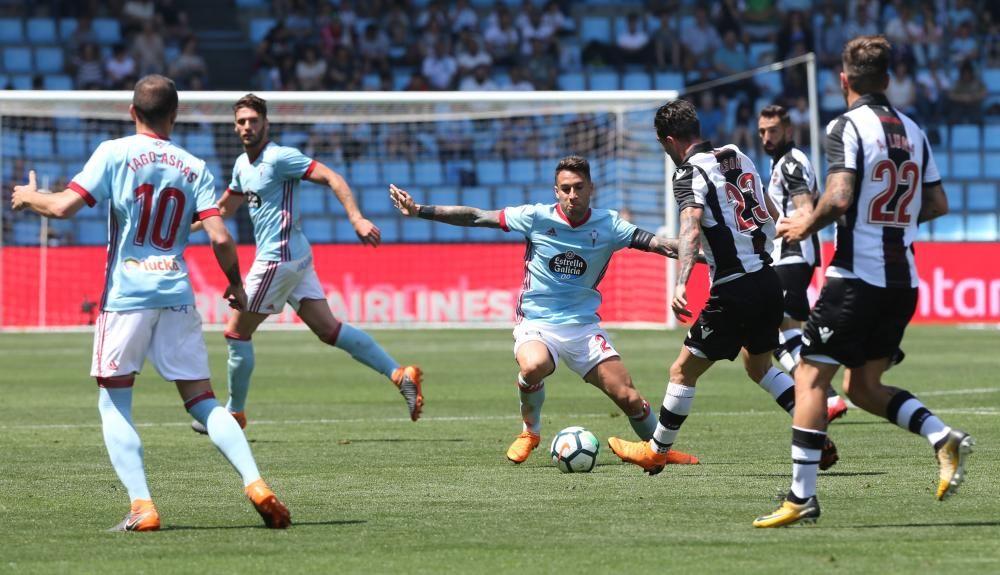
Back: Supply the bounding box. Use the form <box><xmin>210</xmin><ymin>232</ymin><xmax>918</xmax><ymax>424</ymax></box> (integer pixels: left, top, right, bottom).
<box><xmin>544</xmin><ymin>227</ymin><xmax>557</xmax><ymax>237</ymax></box>
<box><xmin>548</xmin><ymin>251</ymin><xmax>587</xmax><ymax>280</ymax></box>
<box><xmin>589</xmin><ymin>230</ymin><xmax>599</xmax><ymax>246</ymax></box>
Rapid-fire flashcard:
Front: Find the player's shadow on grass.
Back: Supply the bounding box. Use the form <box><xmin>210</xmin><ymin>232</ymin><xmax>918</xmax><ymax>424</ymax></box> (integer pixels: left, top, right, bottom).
<box><xmin>337</xmin><ymin>438</ymin><xmax>469</xmax><ymax>443</ymax></box>
<box><xmin>836</xmin><ymin>520</ymin><xmax>1000</xmax><ymax>529</ymax></box>
<box><xmin>735</xmin><ymin>471</ymin><xmax>888</xmax><ymax>478</ymax></box>
<box><xmin>163</xmin><ymin>519</ymin><xmax>366</xmax><ymax>531</ymax></box>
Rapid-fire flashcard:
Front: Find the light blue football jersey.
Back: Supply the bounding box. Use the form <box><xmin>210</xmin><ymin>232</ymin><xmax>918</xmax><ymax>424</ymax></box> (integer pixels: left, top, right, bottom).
<box><xmin>227</xmin><ymin>142</ymin><xmax>316</xmax><ymax>261</ymax></box>
<box><xmin>69</xmin><ymin>133</ymin><xmax>220</xmax><ymax>312</ymax></box>
<box><xmin>500</xmin><ymin>203</ymin><xmax>637</xmax><ymax>325</ymax></box>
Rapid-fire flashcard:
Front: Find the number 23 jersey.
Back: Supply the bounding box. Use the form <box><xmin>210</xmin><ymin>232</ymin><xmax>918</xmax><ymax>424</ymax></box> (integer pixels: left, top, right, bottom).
<box><xmin>500</xmin><ymin>203</ymin><xmax>636</xmax><ymax>325</ymax></box>
<box><xmin>69</xmin><ymin>133</ymin><xmax>220</xmax><ymax>311</ymax></box>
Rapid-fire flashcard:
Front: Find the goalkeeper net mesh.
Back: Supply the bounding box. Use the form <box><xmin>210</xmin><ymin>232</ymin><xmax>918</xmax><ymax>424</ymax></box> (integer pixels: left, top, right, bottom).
<box><xmin>0</xmin><ymin>90</ymin><xmax>679</xmax><ymax>330</ymax></box>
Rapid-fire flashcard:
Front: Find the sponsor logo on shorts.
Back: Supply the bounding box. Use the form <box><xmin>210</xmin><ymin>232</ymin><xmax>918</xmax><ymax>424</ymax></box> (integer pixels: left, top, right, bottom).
<box><xmin>818</xmin><ymin>326</ymin><xmax>834</xmax><ymax>343</ymax></box>
<box><xmin>700</xmin><ymin>326</ymin><xmax>714</xmax><ymax>339</ymax></box>
<box><xmin>548</xmin><ymin>251</ymin><xmax>587</xmax><ymax>280</ymax></box>
<box><xmin>123</xmin><ymin>256</ymin><xmax>181</xmax><ymax>273</ymax></box>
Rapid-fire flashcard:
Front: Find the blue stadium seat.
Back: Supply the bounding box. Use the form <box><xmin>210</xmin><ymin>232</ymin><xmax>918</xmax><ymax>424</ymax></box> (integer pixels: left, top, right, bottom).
<box><xmin>434</xmin><ymin>222</ymin><xmax>465</xmax><ymax>242</ymax></box>
<box><xmin>477</xmin><ymin>160</ymin><xmax>506</xmax><ymax>185</ymax></box>
<box><xmin>444</xmin><ymin>159</ymin><xmax>474</xmax><ymax>185</ymax></box>
<box><xmin>249</xmin><ymin>18</ymin><xmax>276</xmax><ymax>44</ymax></box>
<box><xmin>494</xmin><ymin>187</ymin><xmax>524</xmax><ymax>208</ymax></box>
<box><xmin>966</xmin><ymin>183</ymin><xmax>997</xmax><ymax>211</ymax></box>
<box><xmin>983</xmin><ymin>125</ymin><xmax>1000</xmax><ymax>151</ymax></box>
<box><xmin>302</xmin><ymin>217</ymin><xmax>334</xmax><ymax>243</ymax></box>
<box><xmin>428</xmin><ymin>188</ymin><xmax>459</xmax><ymax>206</ymax></box>
<box><xmin>460</xmin><ymin>186</ymin><xmax>491</xmax><ymax>206</ymax></box>
<box><xmin>559</xmin><ymin>72</ymin><xmax>585</xmax><ymax>91</ymax></box>
<box><xmin>654</xmin><ymin>72</ymin><xmax>684</xmax><ymax>91</ymax></box>
<box><xmin>34</xmin><ymin>161</ymin><xmax>64</xmax><ymax>183</ymax></box>
<box><xmin>984</xmin><ymin>153</ymin><xmax>1000</xmax><ymax>178</ymax></box>
<box><xmin>983</xmin><ymin>68</ymin><xmax>1000</xmax><ymax>91</ymax></box>
<box><xmin>950</xmin><ymin>125</ymin><xmax>980</xmax><ymax>151</ymax></box>
<box><xmin>23</xmin><ymin>131</ymin><xmax>53</xmax><ymax>159</ymax></box>
<box><xmin>34</xmin><ymin>47</ymin><xmax>65</xmax><ymax>73</ymax></box>
<box><xmin>184</xmin><ymin>132</ymin><xmax>216</xmax><ymax>157</ymax></box>
<box><xmin>8</xmin><ymin>73</ymin><xmax>30</xmax><ymax>88</ymax></box>
<box><xmin>935</xmin><ymin>152</ymin><xmax>950</xmax><ymax>179</ymax></box>
<box><xmin>588</xmin><ymin>71</ymin><xmax>619</xmax><ymax>90</ymax></box>
<box><xmin>401</xmin><ymin>218</ymin><xmax>432</xmax><ymax>242</ymax></box>
<box><xmin>381</xmin><ymin>160</ymin><xmax>412</xmax><ymax>183</ymax></box>
<box><xmin>361</xmin><ymin>185</ymin><xmax>395</xmax><ymax>215</ymax></box>
<box><xmin>58</xmin><ymin>18</ymin><xmax>77</xmax><ymax>41</ymax></box>
<box><xmin>2</xmin><ymin>131</ymin><xmax>19</xmax><ymax>156</ymax></box>
<box><xmin>580</xmin><ymin>16</ymin><xmax>611</xmax><ymax>43</ymax></box>
<box><xmin>749</xmin><ymin>42</ymin><xmax>775</xmax><ymax>66</ymax></box>
<box><xmin>414</xmin><ymin>161</ymin><xmax>443</xmax><ymax>186</ymax></box>
<box><xmin>222</xmin><ymin>218</ymin><xmax>239</xmax><ymax>244</ymax></box>
<box><xmin>13</xmin><ymin>220</ymin><xmax>41</xmax><ymax>245</ymax></box>
<box><xmin>944</xmin><ymin>185</ymin><xmax>963</xmax><ymax>210</ymax></box>
<box><xmin>466</xmin><ymin>224</ymin><xmax>506</xmax><ymax>242</ymax></box>
<box><xmin>349</xmin><ymin>160</ymin><xmax>380</xmax><ymax>187</ymax></box>
<box><xmin>76</xmin><ymin>219</ymin><xmax>108</xmax><ymax>245</ymax></box>
<box><xmin>278</xmin><ymin>130</ymin><xmax>308</xmax><ymax>149</ymax></box>
<box><xmin>26</xmin><ymin>19</ymin><xmax>56</xmax><ymax>44</ymax></box>
<box><xmin>0</xmin><ymin>19</ymin><xmax>23</xmax><ymax>44</ymax></box>
<box><xmin>965</xmin><ymin>214</ymin><xmax>998</xmax><ymax>241</ymax></box>
<box><xmin>622</xmin><ymin>71</ymin><xmax>651</xmax><ymax>90</ymax></box>
<box><xmin>235</xmin><ymin>0</ymin><xmax>268</xmax><ymax>6</ymax></box>
<box><xmin>3</xmin><ymin>46</ymin><xmax>32</xmax><ymax>73</ymax></box>
<box><xmin>298</xmin><ymin>189</ymin><xmax>326</xmax><ymax>214</ymax></box>
<box><xmin>43</xmin><ymin>74</ymin><xmax>73</xmax><ymax>90</ymax></box>
<box><xmin>92</xmin><ymin>18</ymin><xmax>122</xmax><ymax>44</ymax></box>
<box><xmin>755</xmin><ymin>71</ymin><xmax>783</xmax><ymax>95</ymax></box>
<box><xmin>932</xmin><ymin>215</ymin><xmax>964</xmax><ymax>241</ymax></box>
<box><xmin>508</xmin><ymin>159</ymin><xmax>539</xmax><ymax>185</ymax></box>
<box><xmin>951</xmin><ymin>153</ymin><xmax>981</xmax><ymax>178</ymax></box>
<box><xmin>369</xmin><ymin>216</ymin><xmax>397</xmax><ymax>242</ymax></box>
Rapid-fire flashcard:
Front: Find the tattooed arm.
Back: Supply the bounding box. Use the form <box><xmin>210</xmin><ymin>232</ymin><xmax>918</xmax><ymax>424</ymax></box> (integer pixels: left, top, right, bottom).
<box><xmin>389</xmin><ymin>184</ymin><xmax>501</xmax><ymax>227</ymax></box>
<box><xmin>629</xmin><ymin>228</ymin><xmax>707</xmax><ymax>263</ymax></box>
<box><xmin>778</xmin><ymin>171</ymin><xmax>853</xmax><ymax>242</ymax></box>
<box><xmin>671</xmin><ymin>206</ymin><xmax>703</xmax><ymax>321</ymax></box>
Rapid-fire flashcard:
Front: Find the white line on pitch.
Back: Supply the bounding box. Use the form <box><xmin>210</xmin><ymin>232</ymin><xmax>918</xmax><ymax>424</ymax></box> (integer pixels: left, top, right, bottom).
<box><xmin>3</xmin><ymin>404</ymin><xmax>998</xmax><ymax>431</ymax></box>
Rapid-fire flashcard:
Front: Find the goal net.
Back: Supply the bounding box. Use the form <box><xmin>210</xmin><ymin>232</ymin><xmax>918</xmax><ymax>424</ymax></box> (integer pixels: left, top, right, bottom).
<box><xmin>0</xmin><ymin>90</ymin><xmax>681</xmax><ymax>331</ymax></box>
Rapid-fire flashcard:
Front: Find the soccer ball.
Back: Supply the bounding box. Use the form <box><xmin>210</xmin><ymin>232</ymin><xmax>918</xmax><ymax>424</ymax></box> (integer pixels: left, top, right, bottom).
<box><xmin>550</xmin><ymin>426</ymin><xmax>600</xmax><ymax>473</ymax></box>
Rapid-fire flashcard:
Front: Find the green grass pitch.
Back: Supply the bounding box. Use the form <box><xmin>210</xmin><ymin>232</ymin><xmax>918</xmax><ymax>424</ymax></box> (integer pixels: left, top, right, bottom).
<box><xmin>1</xmin><ymin>326</ymin><xmax>998</xmax><ymax>574</ymax></box>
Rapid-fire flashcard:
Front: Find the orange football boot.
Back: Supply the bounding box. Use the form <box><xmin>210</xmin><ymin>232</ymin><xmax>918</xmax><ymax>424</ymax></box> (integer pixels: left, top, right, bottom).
<box><xmin>392</xmin><ymin>366</ymin><xmax>424</xmax><ymax>422</ymax></box>
<box><xmin>109</xmin><ymin>499</ymin><xmax>160</xmax><ymax>532</ymax></box>
<box><xmin>506</xmin><ymin>431</ymin><xmax>541</xmax><ymax>464</ymax></box>
<box><xmin>245</xmin><ymin>479</ymin><xmax>291</xmax><ymax>529</ymax></box>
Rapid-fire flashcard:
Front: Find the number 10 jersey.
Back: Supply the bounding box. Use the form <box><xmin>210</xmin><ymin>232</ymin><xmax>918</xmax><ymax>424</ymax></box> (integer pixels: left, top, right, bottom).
<box><xmin>69</xmin><ymin>133</ymin><xmax>220</xmax><ymax>311</ymax></box>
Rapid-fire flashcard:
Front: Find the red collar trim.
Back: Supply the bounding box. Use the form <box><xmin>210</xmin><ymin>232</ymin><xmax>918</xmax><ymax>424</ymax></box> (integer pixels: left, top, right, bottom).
<box><xmin>140</xmin><ymin>131</ymin><xmax>169</xmax><ymax>141</ymax></box>
<box><xmin>555</xmin><ymin>203</ymin><xmax>591</xmax><ymax>228</ymax></box>
<box><xmin>247</xmin><ymin>140</ymin><xmax>270</xmax><ymax>164</ymax></box>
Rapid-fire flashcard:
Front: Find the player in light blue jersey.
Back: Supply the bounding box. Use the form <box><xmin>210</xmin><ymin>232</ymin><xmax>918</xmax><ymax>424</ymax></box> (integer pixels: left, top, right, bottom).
<box><xmin>189</xmin><ymin>93</ymin><xmax>423</xmax><ymax>436</ymax></box>
<box><xmin>389</xmin><ymin>155</ymin><xmax>698</xmax><ymax>465</ymax></box>
<box><xmin>11</xmin><ymin>75</ymin><xmax>289</xmax><ymax>531</ymax></box>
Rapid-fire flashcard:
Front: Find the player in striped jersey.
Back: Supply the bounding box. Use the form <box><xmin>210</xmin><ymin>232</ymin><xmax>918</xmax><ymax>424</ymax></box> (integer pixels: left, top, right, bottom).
<box><xmin>11</xmin><ymin>75</ymin><xmax>289</xmax><ymax>530</ymax></box>
<box><xmin>607</xmin><ymin>98</ymin><xmax>839</xmax><ymax>475</ymax></box>
<box><xmin>755</xmin><ymin>36</ymin><xmax>974</xmax><ymax>528</ymax></box>
<box><xmin>388</xmin><ymin>156</ymin><xmax>698</xmax><ymax>466</ymax></box>
<box><xmin>189</xmin><ymin>94</ymin><xmax>423</xmax><ymax>435</ymax></box>
<box><xmin>758</xmin><ymin>104</ymin><xmax>850</xmax><ymax>422</ymax></box>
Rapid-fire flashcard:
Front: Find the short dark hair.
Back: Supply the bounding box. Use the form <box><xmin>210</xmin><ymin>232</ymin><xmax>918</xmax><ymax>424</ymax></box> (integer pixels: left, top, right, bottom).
<box><xmin>759</xmin><ymin>104</ymin><xmax>791</xmax><ymax>126</ymax></box>
<box><xmin>842</xmin><ymin>35</ymin><xmax>891</xmax><ymax>95</ymax></box>
<box><xmin>555</xmin><ymin>155</ymin><xmax>591</xmax><ymax>183</ymax></box>
<box><xmin>132</xmin><ymin>74</ymin><xmax>177</xmax><ymax>125</ymax></box>
<box><xmin>233</xmin><ymin>93</ymin><xmax>268</xmax><ymax>118</ymax></box>
<box><xmin>654</xmin><ymin>99</ymin><xmax>700</xmax><ymax>142</ymax></box>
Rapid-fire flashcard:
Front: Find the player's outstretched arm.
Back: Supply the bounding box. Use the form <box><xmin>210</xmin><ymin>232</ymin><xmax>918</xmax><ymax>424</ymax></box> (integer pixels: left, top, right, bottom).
<box><xmin>11</xmin><ymin>170</ymin><xmax>86</xmax><ymax>219</ymax></box>
<box><xmin>389</xmin><ymin>184</ymin><xmax>501</xmax><ymax>228</ymax></box>
<box><xmin>203</xmin><ymin>214</ymin><xmax>247</xmax><ymax>311</ymax></box>
<box><xmin>307</xmin><ymin>161</ymin><xmax>380</xmax><ymax>246</ymax></box>
<box><xmin>630</xmin><ymin>228</ymin><xmax>706</xmax><ymax>263</ymax></box>
<box><xmin>918</xmin><ymin>182</ymin><xmax>948</xmax><ymax>223</ymax></box>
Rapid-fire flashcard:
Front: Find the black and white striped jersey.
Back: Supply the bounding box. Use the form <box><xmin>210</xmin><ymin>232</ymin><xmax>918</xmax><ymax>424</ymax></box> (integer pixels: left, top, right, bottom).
<box><xmin>767</xmin><ymin>143</ymin><xmax>821</xmax><ymax>267</ymax></box>
<box><xmin>674</xmin><ymin>141</ymin><xmax>775</xmax><ymax>285</ymax></box>
<box><xmin>825</xmin><ymin>93</ymin><xmax>941</xmax><ymax>288</ymax></box>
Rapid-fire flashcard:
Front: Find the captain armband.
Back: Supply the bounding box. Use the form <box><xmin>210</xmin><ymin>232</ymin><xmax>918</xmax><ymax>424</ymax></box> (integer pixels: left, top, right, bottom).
<box><xmin>629</xmin><ymin>228</ymin><xmax>655</xmax><ymax>251</ymax></box>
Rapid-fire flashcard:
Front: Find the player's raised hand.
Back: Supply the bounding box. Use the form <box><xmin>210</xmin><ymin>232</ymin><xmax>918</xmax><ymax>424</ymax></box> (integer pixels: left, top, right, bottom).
<box><xmin>224</xmin><ymin>283</ymin><xmax>248</xmax><ymax>311</ymax></box>
<box><xmin>11</xmin><ymin>170</ymin><xmax>37</xmax><ymax>211</ymax></box>
<box><xmin>352</xmin><ymin>217</ymin><xmax>381</xmax><ymax>247</ymax></box>
<box><xmin>389</xmin><ymin>184</ymin><xmax>418</xmax><ymax>217</ymax></box>
<box><xmin>671</xmin><ymin>283</ymin><xmax>693</xmax><ymax>322</ymax></box>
